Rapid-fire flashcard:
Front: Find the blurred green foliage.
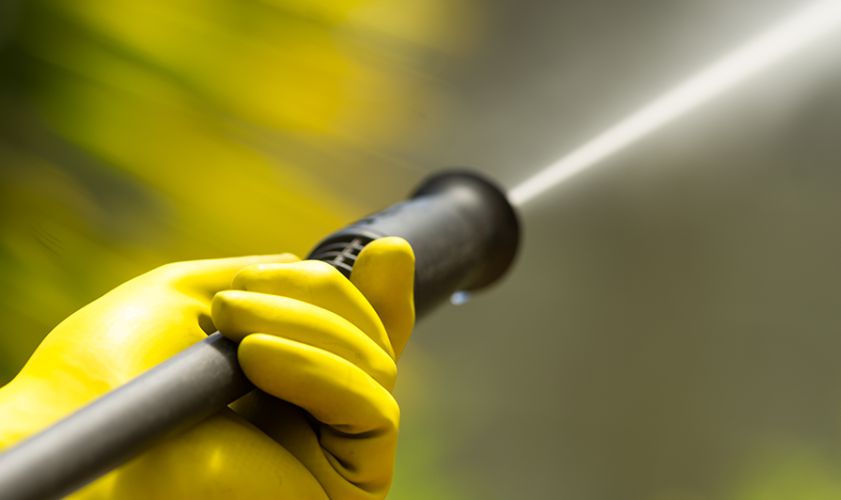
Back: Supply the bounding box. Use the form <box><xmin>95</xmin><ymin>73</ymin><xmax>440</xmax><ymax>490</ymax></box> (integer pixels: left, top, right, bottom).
<box><xmin>0</xmin><ymin>2</ymin><xmax>475</xmax><ymax>496</ymax></box>
<box><xmin>730</xmin><ymin>444</ymin><xmax>841</xmax><ymax>500</ymax></box>
<box><xmin>0</xmin><ymin>0</ymin><xmax>469</xmax><ymax>379</ymax></box>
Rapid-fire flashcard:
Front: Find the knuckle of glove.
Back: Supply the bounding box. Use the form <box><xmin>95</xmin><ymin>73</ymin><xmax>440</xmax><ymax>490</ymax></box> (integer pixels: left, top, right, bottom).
<box><xmin>210</xmin><ymin>290</ymin><xmax>250</xmax><ymax>338</ymax></box>
<box><xmin>233</xmin><ymin>259</ymin><xmax>343</xmax><ymax>292</ymax></box>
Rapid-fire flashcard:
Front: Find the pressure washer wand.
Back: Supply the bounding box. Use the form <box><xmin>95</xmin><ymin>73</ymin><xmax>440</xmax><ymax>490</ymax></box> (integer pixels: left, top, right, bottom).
<box><xmin>0</xmin><ymin>170</ymin><xmax>520</xmax><ymax>500</ymax></box>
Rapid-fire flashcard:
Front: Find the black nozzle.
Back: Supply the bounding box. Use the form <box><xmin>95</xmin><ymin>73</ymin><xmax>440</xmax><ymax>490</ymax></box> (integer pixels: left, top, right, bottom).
<box><xmin>308</xmin><ymin>170</ymin><xmax>520</xmax><ymax>316</ymax></box>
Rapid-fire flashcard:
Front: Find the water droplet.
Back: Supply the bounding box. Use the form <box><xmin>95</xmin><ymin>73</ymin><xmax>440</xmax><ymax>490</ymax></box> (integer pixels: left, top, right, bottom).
<box><xmin>450</xmin><ymin>291</ymin><xmax>472</xmax><ymax>306</ymax></box>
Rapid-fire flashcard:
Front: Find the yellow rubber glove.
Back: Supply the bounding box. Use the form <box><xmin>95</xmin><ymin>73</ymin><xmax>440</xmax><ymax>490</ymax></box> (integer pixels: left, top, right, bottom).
<box><xmin>0</xmin><ymin>237</ymin><xmax>415</xmax><ymax>499</ymax></box>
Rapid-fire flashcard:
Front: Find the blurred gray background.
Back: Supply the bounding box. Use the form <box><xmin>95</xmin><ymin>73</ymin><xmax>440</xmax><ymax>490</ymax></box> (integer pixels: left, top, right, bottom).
<box><xmin>387</xmin><ymin>0</ymin><xmax>841</xmax><ymax>498</ymax></box>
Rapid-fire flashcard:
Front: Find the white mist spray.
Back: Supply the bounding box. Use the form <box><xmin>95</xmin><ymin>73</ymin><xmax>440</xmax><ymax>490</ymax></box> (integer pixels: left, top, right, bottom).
<box><xmin>508</xmin><ymin>0</ymin><xmax>841</xmax><ymax>207</ymax></box>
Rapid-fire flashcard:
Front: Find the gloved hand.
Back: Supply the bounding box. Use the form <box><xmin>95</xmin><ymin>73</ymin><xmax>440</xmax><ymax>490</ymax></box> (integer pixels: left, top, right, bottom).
<box><xmin>0</xmin><ymin>237</ymin><xmax>415</xmax><ymax>499</ymax></box>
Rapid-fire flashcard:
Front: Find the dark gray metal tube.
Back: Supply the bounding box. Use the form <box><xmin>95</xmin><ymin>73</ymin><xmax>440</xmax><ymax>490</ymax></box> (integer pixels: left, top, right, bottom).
<box><xmin>0</xmin><ymin>333</ymin><xmax>250</xmax><ymax>500</ymax></box>
<box><xmin>0</xmin><ymin>169</ymin><xmax>520</xmax><ymax>500</ymax></box>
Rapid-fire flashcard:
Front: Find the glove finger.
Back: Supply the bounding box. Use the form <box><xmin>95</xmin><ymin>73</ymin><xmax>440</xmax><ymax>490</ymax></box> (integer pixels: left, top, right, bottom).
<box><xmin>238</xmin><ymin>333</ymin><xmax>398</xmax><ymax>495</ymax></box>
<box><xmin>232</xmin><ymin>260</ymin><xmax>393</xmax><ymax>358</ymax></box>
<box><xmin>213</xmin><ymin>290</ymin><xmax>396</xmax><ymax>389</ymax></box>
<box><xmin>158</xmin><ymin>253</ymin><xmax>300</xmax><ymax>298</ymax></box>
<box><xmin>350</xmin><ymin>237</ymin><xmax>415</xmax><ymax>359</ymax></box>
